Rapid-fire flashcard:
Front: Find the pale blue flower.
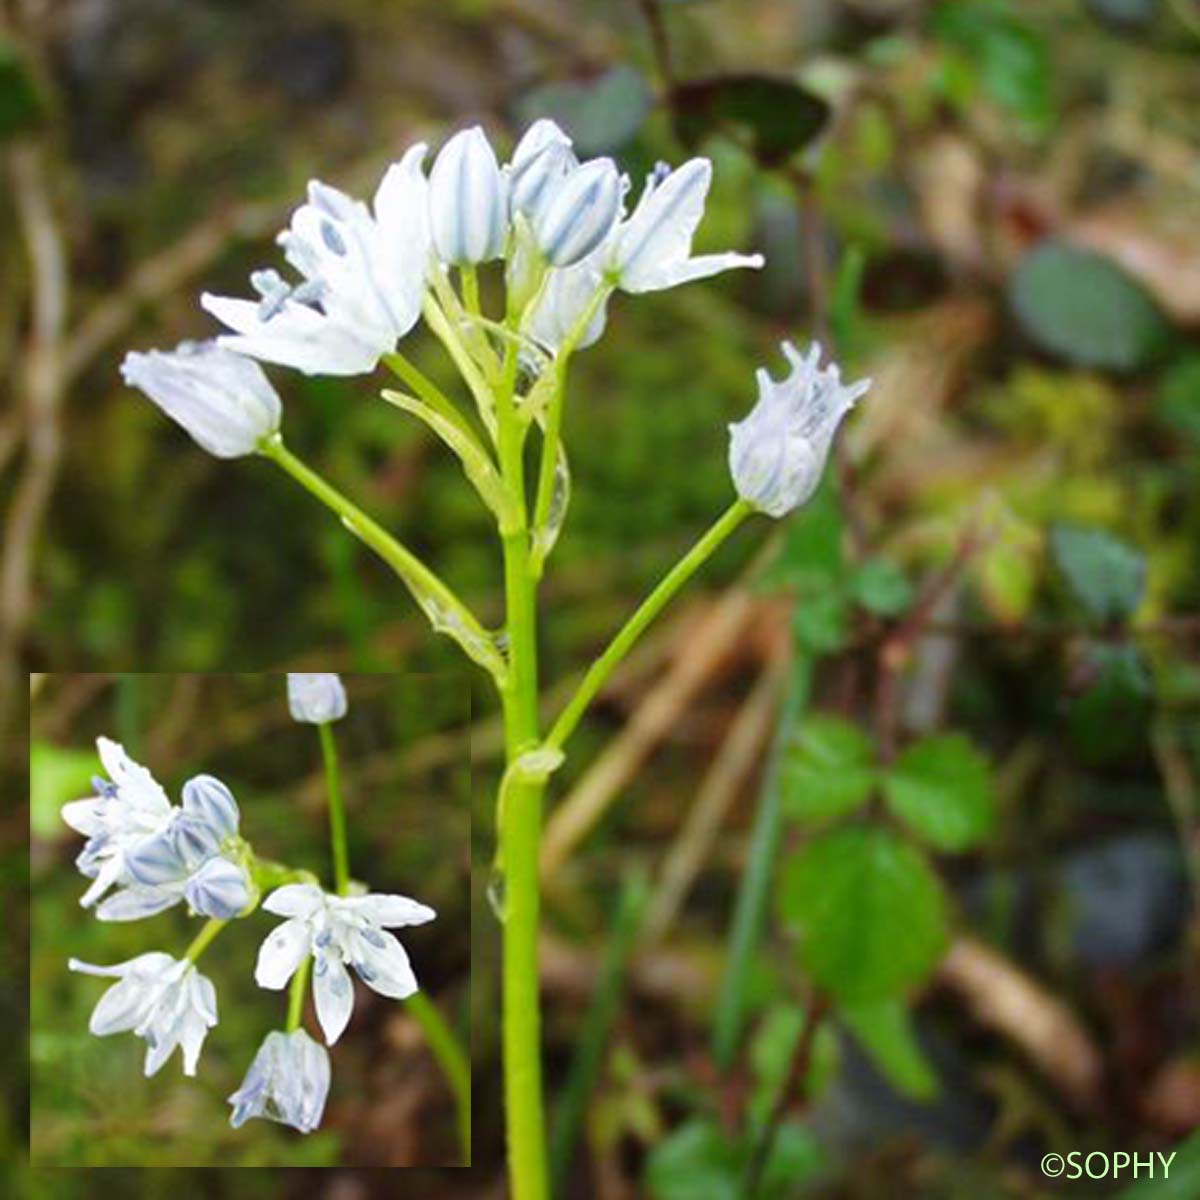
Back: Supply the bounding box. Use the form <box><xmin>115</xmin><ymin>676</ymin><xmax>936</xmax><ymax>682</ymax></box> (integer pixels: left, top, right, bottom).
<box><xmin>508</xmin><ymin>119</ymin><xmax>576</xmax><ymax>221</ymax></box>
<box><xmin>69</xmin><ymin>952</ymin><xmax>218</xmax><ymax>1076</ymax></box>
<box><xmin>531</xmin><ymin>157</ymin><xmax>625</xmax><ymax>268</ymax></box>
<box><xmin>286</xmin><ymin>672</ymin><xmax>347</xmax><ymax>724</ymax></box>
<box><xmin>120</xmin><ymin>341</ymin><xmax>281</xmax><ymax>458</ymax></box>
<box><xmin>255</xmin><ymin>883</ymin><xmax>436</xmax><ymax>1045</ymax></box>
<box><xmin>728</xmin><ymin>342</ymin><xmax>870</xmax><ymax>518</ymax></box>
<box><xmin>228</xmin><ymin>1029</ymin><xmax>331</xmax><ymax>1133</ymax></box>
<box><xmin>428</xmin><ymin>126</ymin><xmax>508</xmax><ymax>265</ymax></box>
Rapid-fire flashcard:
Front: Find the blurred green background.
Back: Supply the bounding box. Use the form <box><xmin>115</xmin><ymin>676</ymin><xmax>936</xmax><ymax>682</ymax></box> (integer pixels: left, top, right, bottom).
<box><xmin>30</xmin><ymin>672</ymin><xmax>472</xmax><ymax>1169</ymax></box>
<box><xmin>3</xmin><ymin>0</ymin><xmax>1198</xmax><ymax>1195</ymax></box>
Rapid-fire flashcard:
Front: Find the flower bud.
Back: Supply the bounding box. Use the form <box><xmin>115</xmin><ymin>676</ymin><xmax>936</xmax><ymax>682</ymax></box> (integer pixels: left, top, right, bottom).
<box><xmin>121</xmin><ymin>341</ymin><xmax>281</xmax><ymax>458</ymax></box>
<box><xmin>428</xmin><ymin>126</ymin><xmax>508</xmax><ymax>265</ymax></box>
<box><xmin>172</xmin><ymin>812</ymin><xmax>223</xmax><ymax>869</ymax></box>
<box><xmin>182</xmin><ymin>775</ymin><xmax>241</xmax><ymax>842</ymax></box>
<box><xmin>287</xmin><ymin>673</ymin><xmax>348</xmax><ymax>724</ymax></box>
<box><xmin>728</xmin><ymin>342</ymin><xmax>870</xmax><ymax>518</ymax></box>
<box><xmin>509</xmin><ymin>119</ymin><xmax>575</xmax><ymax>221</ymax></box>
<box><xmin>228</xmin><ymin>1029</ymin><xmax>332</xmax><ymax>1134</ymax></box>
<box><xmin>185</xmin><ymin>856</ymin><xmax>252</xmax><ymax>920</ymax></box>
<box><xmin>531</xmin><ymin>158</ymin><xmax>623</xmax><ymax>268</ymax></box>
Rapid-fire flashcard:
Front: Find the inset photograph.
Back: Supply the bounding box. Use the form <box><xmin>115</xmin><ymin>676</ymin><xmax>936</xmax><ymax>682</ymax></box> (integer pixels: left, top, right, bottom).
<box><xmin>30</xmin><ymin>672</ymin><xmax>471</xmax><ymax>1168</ymax></box>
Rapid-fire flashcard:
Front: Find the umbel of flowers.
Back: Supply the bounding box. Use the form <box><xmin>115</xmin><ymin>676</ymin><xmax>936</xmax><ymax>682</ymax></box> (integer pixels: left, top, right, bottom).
<box><xmin>122</xmin><ymin>120</ymin><xmax>868</xmax><ymax>1194</ymax></box>
<box><xmin>64</xmin><ymin>675</ymin><xmax>436</xmax><ymax>1135</ymax></box>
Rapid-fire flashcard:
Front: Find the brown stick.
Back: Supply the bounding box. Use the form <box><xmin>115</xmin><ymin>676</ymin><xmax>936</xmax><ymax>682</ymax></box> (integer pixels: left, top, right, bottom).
<box><xmin>1</xmin><ymin>143</ymin><xmax>67</xmax><ymax>732</ymax></box>
<box><xmin>642</xmin><ymin>657</ymin><xmax>786</xmax><ymax>944</ymax></box>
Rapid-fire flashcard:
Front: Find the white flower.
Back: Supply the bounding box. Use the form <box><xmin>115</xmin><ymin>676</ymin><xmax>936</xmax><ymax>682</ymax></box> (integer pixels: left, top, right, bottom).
<box><xmin>508</xmin><ymin>119</ymin><xmax>576</xmax><ymax>221</ymax></box>
<box><xmin>255</xmin><ymin>883</ymin><xmax>436</xmax><ymax>1045</ymax></box>
<box><xmin>609</xmin><ymin>158</ymin><xmax>763</xmax><ymax>292</ymax></box>
<box><xmin>63</xmin><ymin>744</ymin><xmax>250</xmax><ymax>921</ymax></box>
<box><xmin>62</xmin><ymin>738</ymin><xmax>175</xmax><ymax>910</ymax></box>
<box><xmin>531</xmin><ymin>157</ymin><xmax>624</xmax><ymax>268</ymax></box>
<box><xmin>728</xmin><ymin>342</ymin><xmax>870</xmax><ymax>518</ymax></box>
<box><xmin>120</xmin><ymin>341</ymin><xmax>281</xmax><ymax>458</ymax></box>
<box><xmin>428</xmin><ymin>126</ymin><xmax>509</xmax><ymax>265</ymax></box>
<box><xmin>201</xmin><ymin>145</ymin><xmax>431</xmax><ymax>376</ymax></box>
<box><xmin>69</xmin><ymin>953</ymin><xmax>218</xmax><ymax>1076</ymax></box>
<box><xmin>524</xmin><ymin>156</ymin><xmax>762</xmax><ymax>352</ymax></box>
<box><xmin>228</xmin><ymin>1029</ymin><xmax>331</xmax><ymax>1133</ymax></box>
<box><xmin>287</xmin><ymin>672</ymin><xmax>348</xmax><ymax>724</ymax></box>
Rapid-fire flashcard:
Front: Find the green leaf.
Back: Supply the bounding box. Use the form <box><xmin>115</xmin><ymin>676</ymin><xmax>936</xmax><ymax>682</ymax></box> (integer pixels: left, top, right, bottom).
<box><xmin>1050</xmin><ymin>523</ymin><xmax>1146</xmax><ymax>623</ymax></box>
<box><xmin>883</xmin><ymin>734</ymin><xmax>995</xmax><ymax>852</ymax></box>
<box><xmin>515</xmin><ymin>65</ymin><xmax>652</xmax><ymax>156</ymax></box>
<box><xmin>672</xmin><ymin>74</ymin><xmax>830</xmax><ymax>166</ymax></box>
<box><xmin>1067</xmin><ymin>642</ymin><xmax>1154</xmax><ymax>765</ymax></box>
<box><xmin>0</xmin><ymin>41</ymin><xmax>44</xmax><ymax>141</ymax></box>
<box><xmin>31</xmin><ymin>741</ymin><xmax>99</xmax><ymax>840</ymax></box>
<box><xmin>644</xmin><ymin>1120</ymin><xmax>744</xmax><ymax>1200</ymax></box>
<box><xmin>778</xmin><ymin>827</ymin><xmax>949</xmax><ymax>1003</ymax></box>
<box><xmin>780</xmin><ymin>715</ymin><xmax>876</xmax><ymax>823</ymax></box>
<box><xmin>850</xmin><ymin>557</ymin><xmax>913</xmax><ymax>616</ymax></box>
<box><xmin>791</xmin><ymin>590</ymin><xmax>849</xmax><ymax>653</ymax></box>
<box><xmin>1117</xmin><ymin>1129</ymin><xmax>1200</xmax><ymax>1200</ymax></box>
<box><xmin>840</xmin><ymin>999</ymin><xmax>940</xmax><ymax>1101</ymax></box>
<box><xmin>763</xmin><ymin>478</ymin><xmax>845</xmax><ymax>591</ymax></box>
<box><xmin>1157</xmin><ymin>355</ymin><xmax>1200</xmax><ymax>448</ymax></box>
<box><xmin>932</xmin><ymin>0</ymin><xmax>1052</xmax><ymax>135</ymax></box>
<box><xmin>644</xmin><ymin>1118</ymin><xmax>823</xmax><ymax>1200</ymax></box>
<box><xmin>1010</xmin><ymin>242</ymin><xmax>1173</xmax><ymax>370</ymax></box>
<box><xmin>749</xmin><ymin>1005</ymin><xmax>839</xmax><ymax>1127</ymax></box>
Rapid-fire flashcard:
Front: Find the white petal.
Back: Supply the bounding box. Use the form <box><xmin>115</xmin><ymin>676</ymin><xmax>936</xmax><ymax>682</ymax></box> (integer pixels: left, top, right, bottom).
<box><xmin>262</xmin><ymin>883</ymin><xmax>324</xmax><ymax>918</ymax></box>
<box><xmin>626</xmin><ymin>250</ymin><xmax>763</xmax><ymax>294</ymax></box>
<box><xmin>60</xmin><ymin>798</ymin><xmax>105</xmax><ymax>836</ymax></box>
<box><xmin>96</xmin><ymin>737</ymin><xmax>171</xmax><ymax>817</ymax></box>
<box><xmin>255</xmin><ymin>918</ymin><xmax>313</xmax><ymax>990</ymax></box>
<box><xmin>351</xmin><ymin>928</ymin><xmax>419</xmax><ymax>1000</ymax></box>
<box><xmin>95</xmin><ymin>884</ymin><xmax>184</xmax><ymax>922</ymax></box>
<box><xmin>345</xmin><ymin>893</ymin><xmax>437</xmax><ymax>928</ymax></box>
<box><xmin>312</xmin><ymin>951</ymin><xmax>355</xmax><ymax>1045</ymax></box>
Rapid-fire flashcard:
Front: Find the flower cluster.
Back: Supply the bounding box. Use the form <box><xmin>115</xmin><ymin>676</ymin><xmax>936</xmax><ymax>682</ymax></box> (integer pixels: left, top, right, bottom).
<box><xmin>62</xmin><ymin>736</ymin><xmax>251</xmax><ymax>921</ymax></box>
<box><xmin>121</xmin><ymin>118</ymin><xmax>767</xmax><ymax>459</ymax></box>
<box><xmin>63</xmin><ymin>675</ymin><xmax>437</xmax><ymax>1135</ymax></box>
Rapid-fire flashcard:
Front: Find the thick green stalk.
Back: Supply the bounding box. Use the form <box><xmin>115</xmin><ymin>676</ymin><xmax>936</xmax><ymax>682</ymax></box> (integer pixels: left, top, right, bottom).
<box><xmin>546</xmin><ymin>499</ymin><xmax>753</xmax><ymax>753</ymax></box>
<box><xmin>318</xmin><ymin>722</ymin><xmax>350</xmax><ymax>896</ymax></box>
<box><xmin>406</xmin><ymin>989</ymin><xmax>472</xmax><ymax>1164</ymax></box>
<box><xmin>496</xmin><ymin>334</ymin><xmax>550</xmax><ymax>1200</ymax></box>
<box><xmin>286</xmin><ymin>956</ymin><xmax>312</xmax><ymax>1032</ymax></box>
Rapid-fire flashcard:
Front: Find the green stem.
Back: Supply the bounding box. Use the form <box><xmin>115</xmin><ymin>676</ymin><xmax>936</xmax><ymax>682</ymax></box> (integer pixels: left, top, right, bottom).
<box><xmin>712</xmin><ymin>657</ymin><xmax>812</xmax><ymax>1067</ymax></box>
<box><xmin>406</xmin><ymin>989</ymin><xmax>472</xmax><ymax>1164</ymax></box>
<box><xmin>184</xmin><ymin>918</ymin><xmax>227</xmax><ymax>963</ymax></box>
<box><xmin>529</xmin><ymin>285</ymin><xmax>612</xmax><ymax>569</ymax></box>
<box><xmin>424</xmin><ymin>291</ymin><xmax>498</xmax><ymax>434</ymax></box>
<box><xmin>495</xmin><ymin>326</ymin><xmax>550</xmax><ymax>1200</ymax></box>
<box><xmin>286</xmin><ymin>955</ymin><xmax>311</xmax><ymax>1032</ymax></box>
<box><xmin>318</xmin><ymin>722</ymin><xmax>350</xmax><ymax>896</ymax></box>
<box><xmin>381</xmin><ymin>350</ymin><xmax>477</xmax><ymax>442</ymax></box>
<box><xmin>260</xmin><ymin>436</ymin><xmax>506</xmax><ymax>682</ymax></box>
<box><xmin>546</xmin><ymin>499</ymin><xmax>753</xmax><ymax>752</ymax></box>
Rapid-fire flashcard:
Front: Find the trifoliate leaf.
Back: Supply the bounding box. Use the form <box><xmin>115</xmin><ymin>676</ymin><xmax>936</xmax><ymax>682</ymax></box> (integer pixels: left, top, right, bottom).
<box><xmin>850</xmin><ymin>557</ymin><xmax>913</xmax><ymax>616</ymax></box>
<box><xmin>780</xmin><ymin>715</ymin><xmax>876</xmax><ymax>823</ymax></box>
<box><xmin>778</xmin><ymin>827</ymin><xmax>949</xmax><ymax>1002</ymax></box>
<box><xmin>840</xmin><ymin>998</ymin><xmax>940</xmax><ymax>1101</ymax></box>
<box><xmin>883</xmin><ymin>734</ymin><xmax>995</xmax><ymax>852</ymax></box>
